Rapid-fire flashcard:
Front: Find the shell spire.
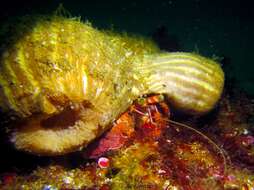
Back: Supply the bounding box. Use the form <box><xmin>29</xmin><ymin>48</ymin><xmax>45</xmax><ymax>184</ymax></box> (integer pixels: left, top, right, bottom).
<box><xmin>137</xmin><ymin>52</ymin><xmax>224</xmax><ymax>114</ymax></box>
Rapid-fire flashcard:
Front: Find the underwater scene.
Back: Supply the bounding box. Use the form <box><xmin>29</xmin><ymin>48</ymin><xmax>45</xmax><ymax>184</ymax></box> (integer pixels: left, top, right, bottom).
<box><xmin>0</xmin><ymin>0</ymin><xmax>253</xmax><ymax>189</ymax></box>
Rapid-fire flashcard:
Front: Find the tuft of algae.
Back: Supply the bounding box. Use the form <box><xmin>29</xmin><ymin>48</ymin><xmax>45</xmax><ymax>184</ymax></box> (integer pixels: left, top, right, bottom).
<box><xmin>0</xmin><ymin>15</ymin><xmax>159</xmax><ymax>118</ymax></box>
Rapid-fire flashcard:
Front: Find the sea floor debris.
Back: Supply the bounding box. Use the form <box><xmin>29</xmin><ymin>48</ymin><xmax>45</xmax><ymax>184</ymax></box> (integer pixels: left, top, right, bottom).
<box><xmin>0</xmin><ymin>91</ymin><xmax>254</xmax><ymax>190</ymax></box>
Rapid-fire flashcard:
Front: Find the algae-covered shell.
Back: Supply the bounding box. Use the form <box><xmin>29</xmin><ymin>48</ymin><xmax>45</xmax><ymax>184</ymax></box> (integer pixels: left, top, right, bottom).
<box><xmin>0</xmin><ymin>16</ymin><xmax>158</xmax><ymax>118</ymax></box>
<box><xmin>0</xmin><ymin>16</ymin><xmax>224</xmax><ymax>155</ymax></box>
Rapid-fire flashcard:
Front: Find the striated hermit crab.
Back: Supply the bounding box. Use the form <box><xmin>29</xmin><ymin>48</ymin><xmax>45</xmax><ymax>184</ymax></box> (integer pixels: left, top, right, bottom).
<box><xmin>0</xmin><ymin>15</ymin><xmax>224</xmax><ymax>155</ymax></box>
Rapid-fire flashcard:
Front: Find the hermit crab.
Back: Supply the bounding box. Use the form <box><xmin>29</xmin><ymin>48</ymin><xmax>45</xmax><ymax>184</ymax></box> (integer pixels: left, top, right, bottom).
<box><xmin>0</xmin><ymin>15</ymin><xmax>224</xmax><ymax>155</ymax></box>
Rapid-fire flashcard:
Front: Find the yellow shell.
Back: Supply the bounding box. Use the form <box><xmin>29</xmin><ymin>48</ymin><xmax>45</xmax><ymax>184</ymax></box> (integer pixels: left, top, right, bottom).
<box><xmin>0</xmin><ymin>16</ymin><xmax>224</xmax><ymax>155</ymax></box>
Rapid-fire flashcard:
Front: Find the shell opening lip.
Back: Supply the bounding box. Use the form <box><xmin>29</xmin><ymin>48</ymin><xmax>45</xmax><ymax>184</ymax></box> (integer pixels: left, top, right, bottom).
<box><xmin>19</xmin><ymin>100</ymin><xmax>94</xmax><ymax>130</ymax></box>
<box><xmin>40</xmin><ymin>106</ymin><xmax>80</xmax><ymax>130</ymax></box>
<box><xmin>10</xmin><ymin>101</ymin><xmax>97</xmax><ymax>156</ymax></box>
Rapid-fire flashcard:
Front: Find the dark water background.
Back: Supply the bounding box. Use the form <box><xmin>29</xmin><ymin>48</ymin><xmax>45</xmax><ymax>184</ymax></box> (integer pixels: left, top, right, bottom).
<box><xmin>0</xmin><ymin>0</ymin><xmax>254</xmax><ymax>95</ymax></box>
<box><xmin>0</xmin><ymin>0</ymin><xmax>253</xmax><ymax>175</ymax></box>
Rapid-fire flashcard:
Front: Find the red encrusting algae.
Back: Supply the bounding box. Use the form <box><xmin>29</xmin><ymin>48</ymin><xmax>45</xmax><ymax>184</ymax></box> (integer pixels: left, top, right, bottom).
<box><xmin>1</xmin><ymin>93</ymin><xmax>254</xmax><ymax>189</ymax></box>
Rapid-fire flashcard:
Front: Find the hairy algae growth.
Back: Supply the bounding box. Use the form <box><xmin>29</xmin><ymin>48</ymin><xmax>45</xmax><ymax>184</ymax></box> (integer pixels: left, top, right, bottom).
<box><xmin>0</xmin><ymin>15</ymin><xmax>224</xmax><ymax>155</ymax></box>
